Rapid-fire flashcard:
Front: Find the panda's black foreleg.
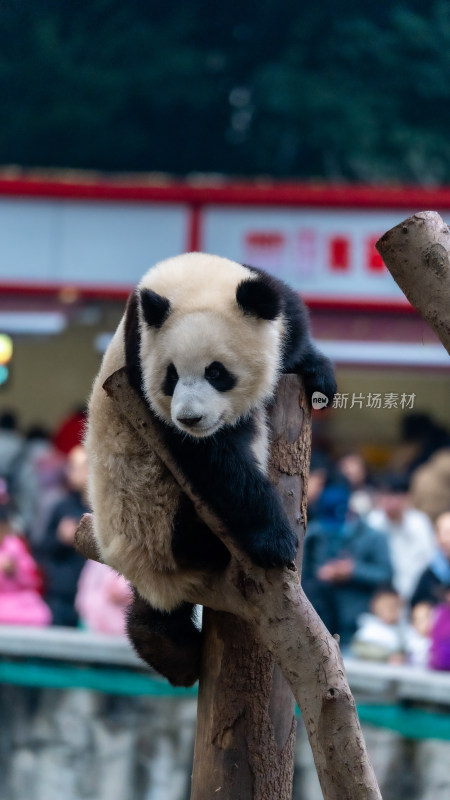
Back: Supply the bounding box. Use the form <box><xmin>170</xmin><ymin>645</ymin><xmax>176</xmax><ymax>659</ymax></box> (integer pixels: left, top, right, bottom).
<box><xmin>126</xmin><ymin>590</ymin><xmax>201</xmax><ymax>687</ymax></box>
<box><xmin>163</xmin><ymin>420</ymin><xmax>299</xmax><ymax>569</ymax></box>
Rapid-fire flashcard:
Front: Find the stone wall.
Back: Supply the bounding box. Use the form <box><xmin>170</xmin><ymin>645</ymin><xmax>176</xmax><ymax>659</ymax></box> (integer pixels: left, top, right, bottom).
<box><xmin>0</xmin><ymin>685</ymin><xmax>196</xmax><ymax>800</ymax></box>
<box><xmin>1</xmin><ymin>683</ymin><xmax>450</xmax><ymax>800</ymax></box>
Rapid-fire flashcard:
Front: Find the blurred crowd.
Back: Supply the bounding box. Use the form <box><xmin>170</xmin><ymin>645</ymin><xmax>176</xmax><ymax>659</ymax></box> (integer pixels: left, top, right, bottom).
<box><xmin>0</xmin><ymin>404</ymin><xmax>449</xmax><ymax>672</ymax></box>
<box><xmin>0</xmin><ymin>408</ymin><xmax>132</xmax><ymax>637</ymax></box>
<box><xmin>305</xmin><ymin>412</ymin><xmax>450</xmax><ymax>671</ymax></box>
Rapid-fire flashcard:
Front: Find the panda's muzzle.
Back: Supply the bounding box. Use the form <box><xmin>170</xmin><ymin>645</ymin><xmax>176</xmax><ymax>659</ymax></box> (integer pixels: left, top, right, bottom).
<box><xmin>177</xmin><ymin>415</ymin><xmax>203</xmax><ymax>428</ymax></box>
<box><xmin>171</xmin><ymin>378</ymin><xmax>225</xmax><ymax>435</ymax></box>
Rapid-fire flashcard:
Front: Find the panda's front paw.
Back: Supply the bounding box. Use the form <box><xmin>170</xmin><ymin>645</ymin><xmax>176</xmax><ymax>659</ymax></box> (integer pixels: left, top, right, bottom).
<box><xmin>304</xmin><ymin>360</ymin><xmax>337</xmax><ymax>410</ymax></box>
<box><xmin>246</xmin><ymin>526</ymin><xmax>298</xmax><ymax>569</ymax></box>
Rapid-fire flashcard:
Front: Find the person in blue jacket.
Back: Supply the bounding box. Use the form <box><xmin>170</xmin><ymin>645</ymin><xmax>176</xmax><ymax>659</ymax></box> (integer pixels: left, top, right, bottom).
<box><xmin>302</xmin><ymin>482</ymin><xmax>393</xmax><ymax>649</ymax></box>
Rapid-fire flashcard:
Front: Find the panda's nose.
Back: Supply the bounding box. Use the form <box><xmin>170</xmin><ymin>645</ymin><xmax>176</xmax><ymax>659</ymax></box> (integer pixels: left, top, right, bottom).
<box><xmin>177</xmin><ymin>415</ymin><xmax>203</xmax><ymax>428</ymax></box>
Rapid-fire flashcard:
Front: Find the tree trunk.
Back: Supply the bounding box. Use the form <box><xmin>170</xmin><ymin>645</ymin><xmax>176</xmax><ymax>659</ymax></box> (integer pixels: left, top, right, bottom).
<box><xmin>191</xmin><ymin>611</ymin><xmax>296</xmax><ymax>800</ymax></box>
<box><xmin>190</xmin><ymin>375</ymin><xmax>310</xmax><ymax>800</ymax></box>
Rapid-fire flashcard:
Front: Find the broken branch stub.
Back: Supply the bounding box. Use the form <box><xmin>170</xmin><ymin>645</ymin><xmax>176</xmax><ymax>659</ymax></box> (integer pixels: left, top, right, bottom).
<box><xmin>376</xmin><ymin>210</ymin><xmax>450</xmax><ymax>354</ymax></box>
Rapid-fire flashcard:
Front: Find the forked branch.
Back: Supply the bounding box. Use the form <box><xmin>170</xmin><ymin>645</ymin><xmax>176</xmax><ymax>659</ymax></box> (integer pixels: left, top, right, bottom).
<box><xmin>75</xmin><ymin>368</ymin><xmax>381</xmax><ymax>800</ymax></box>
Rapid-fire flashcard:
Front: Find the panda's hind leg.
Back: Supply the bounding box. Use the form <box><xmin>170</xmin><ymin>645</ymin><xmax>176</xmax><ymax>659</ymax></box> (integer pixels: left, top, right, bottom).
<box><xmin>126</xmin><ymin>591</ymin><xmax>201</xmax><ymax>687</ymax></box>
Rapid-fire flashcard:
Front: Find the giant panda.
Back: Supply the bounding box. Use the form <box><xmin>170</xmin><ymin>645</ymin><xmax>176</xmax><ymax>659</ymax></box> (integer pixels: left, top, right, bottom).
<box><xmin>85</xmin><ymin>252</ymin><xmax>336</xmax><ymax>685</ymax></box>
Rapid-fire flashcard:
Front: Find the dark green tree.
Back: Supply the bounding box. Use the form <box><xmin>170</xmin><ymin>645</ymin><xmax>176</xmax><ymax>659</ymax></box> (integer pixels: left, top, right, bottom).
<box><xmin>0</xmin><ymin>0</ymin><xmax>449</xmax><ymax>182</ymax></box>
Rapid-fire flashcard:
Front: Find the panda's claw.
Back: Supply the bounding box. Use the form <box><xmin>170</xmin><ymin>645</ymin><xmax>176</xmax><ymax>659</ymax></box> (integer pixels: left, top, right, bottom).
<box><xmin>245</xmin><ymin>528</ymin><xmax>299</xmax><ymax>569</ymax></box>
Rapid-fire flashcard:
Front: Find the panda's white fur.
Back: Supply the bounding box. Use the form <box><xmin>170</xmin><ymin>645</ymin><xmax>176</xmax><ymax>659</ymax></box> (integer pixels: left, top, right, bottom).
<box><xmin>86</xmin><ymin>253</ymin><xmax>282</xmax><ymax>611</ymax></box>
<box><xmin>86</xmin><ymin>251</ymin><xmax>337</xmax><ymax>684</ymax></box>
<box><xmin>138</xmin><ymin>253</ymin><xmax>284</xmax><ymax>435</ymax></box>
<box><xmin>85</xmin><ymin>312</ymin><xmax>189</xmax><ymax>611</ymax></box>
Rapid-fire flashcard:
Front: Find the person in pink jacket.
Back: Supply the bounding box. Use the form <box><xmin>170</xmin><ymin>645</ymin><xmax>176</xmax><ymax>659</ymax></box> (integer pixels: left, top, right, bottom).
<box><xmin>0</xmin><ymin>504</ymin><xmax>52</xmax><ymax>626</ymax></box>
<box><xmin>75</xmin><ymin>560</ymin><xmax>132</xmax><ymax>636</ymax></box>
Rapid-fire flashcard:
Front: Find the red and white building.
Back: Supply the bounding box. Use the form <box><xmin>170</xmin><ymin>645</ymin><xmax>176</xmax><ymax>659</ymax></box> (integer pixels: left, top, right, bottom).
<box><xmin>0</xmin><ymin>175</ymin><xmax>448</xmax><ymax>450</ymax></box>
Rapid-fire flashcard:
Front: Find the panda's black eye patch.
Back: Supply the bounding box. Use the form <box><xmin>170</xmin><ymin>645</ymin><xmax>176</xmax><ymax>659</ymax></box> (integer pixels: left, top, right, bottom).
<box><xmin>162</xmin><ymin>362</ymin><xmax>179</xmax><ymax>396</ymax></box>
<box><xmin>205</xmin><ymin>361</ymin><xmax>236</xmax><ymax>392</ymax></box>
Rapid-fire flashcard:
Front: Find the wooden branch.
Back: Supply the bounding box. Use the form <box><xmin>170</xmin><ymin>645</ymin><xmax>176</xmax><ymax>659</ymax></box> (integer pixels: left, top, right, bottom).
<box><xmin>376</xmin><ymin>210</ymin><xmax>450</xmax><ymax>354</ymax></box>
<box><xmin>76</xmin><ymin>368</ymin><xmax>381</xmax><ymax>800</ymax></box>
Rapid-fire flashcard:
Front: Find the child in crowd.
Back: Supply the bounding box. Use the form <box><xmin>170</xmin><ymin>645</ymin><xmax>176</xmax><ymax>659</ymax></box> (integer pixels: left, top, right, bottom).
<box><xmin>429</xmin><ymin>586</ymin><xmax>450</xmax><ymax>671</ymax></box>
<box><xmin>405</xmin><ymin>602</ymin><xmax>432</xmax><ymax>668</ymax></box>
<box><xmin>351</xmin><ymin>587</ymin><xmax>404</xmax><ymax>662</ymax></box>
<box><xmin>0</xmin><ymin>497</ymin><xmax>51</xmax><ymax>626</ymax></box>
<box><xmin>411</xmin><ymin>510</ymin><xmax>450</xmax><ymax>607</ymax></box>
<box><xmin>75</xmin><ymin>560</ymin><xmax>133</xmax><ymax>636</ymax></box>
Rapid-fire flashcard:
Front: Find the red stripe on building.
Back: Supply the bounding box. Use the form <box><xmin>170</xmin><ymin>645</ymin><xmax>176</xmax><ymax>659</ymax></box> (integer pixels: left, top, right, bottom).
<box><xmin>2</xmin><ymin>176</ymin><xmax>450</xmax><ymax>209</ymax></box>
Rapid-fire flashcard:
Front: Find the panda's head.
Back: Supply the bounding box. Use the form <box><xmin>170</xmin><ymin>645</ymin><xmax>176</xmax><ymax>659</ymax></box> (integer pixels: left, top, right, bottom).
<box><xmin>136</xmin><ymin>254</ymin><xmax>284</xmax><ymax>438</ymax></box>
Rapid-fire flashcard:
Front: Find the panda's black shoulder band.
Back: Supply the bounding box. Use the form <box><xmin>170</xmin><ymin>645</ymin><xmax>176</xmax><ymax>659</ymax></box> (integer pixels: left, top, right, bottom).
<box><xmin>124</xmin><ymin>290</ymin><xmax>145</xmax><ymax>397</ymax></box>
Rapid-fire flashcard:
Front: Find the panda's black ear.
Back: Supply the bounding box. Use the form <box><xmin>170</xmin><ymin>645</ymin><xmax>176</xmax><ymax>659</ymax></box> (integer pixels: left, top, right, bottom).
<box><xmin>236</xmin><ymin>277</ymin><xmax>282</xmax><ymax>321</ymax></box>
<box><xmin>140</xmin><ymin>288</ymin><xmax>171</xmax><ymax>329</ymax></box>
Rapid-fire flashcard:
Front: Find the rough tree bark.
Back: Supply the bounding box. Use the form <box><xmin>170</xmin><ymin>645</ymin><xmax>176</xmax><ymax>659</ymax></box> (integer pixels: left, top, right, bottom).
<box><xmin>75</xmin><ymin>369</ymin><xmax>381</xmax><ymax>800</ymax></box>
<box><xmin>190</xmin><ymin>377</ymin><xmax>309</xmax><ymax>800</ymax></box>
<box><xmin>376</xmin><ymin>210</ymin><xmax>450</xmax><ymax>354</ymax></box>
